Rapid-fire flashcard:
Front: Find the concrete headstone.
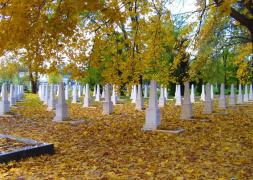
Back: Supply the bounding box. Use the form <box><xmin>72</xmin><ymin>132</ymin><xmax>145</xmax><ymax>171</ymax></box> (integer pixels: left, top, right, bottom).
<box><xmin>136</xmin><ymin>84</ymin><xmax>144</xmax><ymax>110</ymax></box>
<box><xmin>47</xmin><ymin>84</ymin><xmax>56</xmax><ymax>111</ymax></box>
<box><xmin>53</xmin><ymin>82</ymin><xmax>68</xmax><ymax>121</ymax></box>
<box><xmin>83</xmin><ymin>84</ymin><xmax>90</xmax><ymax>107</ymax></box>
<box><xmin>103</xmin><ymin>84</ymin><xmax>113</xmax><ymax>115</ymax></box>
<box><xmin>237</xmin><ymin>84</ymin><xmax>243</xmax><ymax>104</ymax></box>
<box><xmin>180</xmin><ymin>82</ymin><xmax>193</xmax><ymax>119</ymax></box>
<box><xmin>0</xmin><ymin>83</ymin><xmax>10</xmax><ymax>115</ymax></box>
<box><xmin>203</xmin><ymin>83</ymin><xmax>213</xmax><ymax>114</ymax></box>
<box><xmin>143</xmin><ymin>80</ymin><xmax>160</xmax><ymax>130</ymax></box>
<box><xmin>218</xmin><ymin>83</ymin><xmax>227</xmax><ymax>109</ymax></box>
<box><xmin>229</xmin><ymin>84</ymin><xmax>236</xmax><ymax>106</ymax></box>
<box><xmin>190</xmin><ymin>84</ymin><xmax>195</xmax><ymax>103</ymax></box>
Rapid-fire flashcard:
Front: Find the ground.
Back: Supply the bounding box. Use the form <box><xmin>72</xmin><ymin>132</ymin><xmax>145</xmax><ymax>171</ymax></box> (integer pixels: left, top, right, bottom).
<box><xmin>0</xmin><ymin>94</ymin><xmax>252</xmax><ymax>179</ymax></box>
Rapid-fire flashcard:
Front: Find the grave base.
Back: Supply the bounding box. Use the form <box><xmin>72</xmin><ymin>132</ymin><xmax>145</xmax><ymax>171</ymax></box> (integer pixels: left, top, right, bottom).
<box><xmin>53</xmin><ymin>120</ymin><xmax>85</xmax><ymax>125</ymax></box>
<box><xmin>0</xmin><ymin>134</ymin><xmax>54</xmax><ymax>163</ymax></box>
<box><xmin>156</xmin><ymin>128</ymin><xmax>185</xmax><ymax>134</ymax></box>
<box><xmin>212</xmin><ymin>111</ymin><xmax>228</xmax><ymax>115</ymax></box>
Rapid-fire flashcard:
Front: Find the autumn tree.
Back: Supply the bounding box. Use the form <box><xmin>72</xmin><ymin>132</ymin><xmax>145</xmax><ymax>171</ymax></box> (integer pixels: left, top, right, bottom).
<box><xmin>0</xmin><ymin>56</ymin><xmax>20</xmax><ymax>83</ymax></box>
<box><xmin>195</xmin><ymin>0</ymin><xmax>252</xmax><ymax>72</ymax></box>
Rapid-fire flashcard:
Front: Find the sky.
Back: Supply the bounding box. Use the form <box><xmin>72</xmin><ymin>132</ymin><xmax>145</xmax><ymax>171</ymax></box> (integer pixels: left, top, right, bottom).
<box><xmin>169</xmin><ymin>0</ymin><xmax>197</xmax><ymax>15</ymax></box>
<box><xmin>168</xmin><ymin>0</ymin><xmax>198</xmax><ymax>57</ymax></box>
<box><xmin>168</xmin><ymin>0</ymin><xmax>198</xmax><ymax>24</ymax></box>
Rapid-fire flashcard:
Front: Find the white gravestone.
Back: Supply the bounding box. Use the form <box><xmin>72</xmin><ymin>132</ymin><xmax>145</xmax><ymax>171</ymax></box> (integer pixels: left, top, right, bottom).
<box><xmin>211</xmin><ymin>84</ymin><xmax>214</xmax><ymax>99</ymax></box>
<box><xmin>164</xmin><ymin>87</ymin><xmax>168</xmax><ymax>100</ymax></box>
<box><xmin>249</xmin><ymin>84</ymin><xmax>253</xmax><ymax>101</ymax></box>
<box><xmin>203</xmin><ymin>83</ymin><xmax>213</xmax><ymax>114</ymax></box>
<box><xmin>43</xmin><ymin>84</ymin><xmax>49</xmax><ymax>105</ymax></box>
<box><xmin>243</xmin><ymin>84</ymin><xmax>249</xmax><ymax>102</ymax></box>
<box><xmin>47</xmin><ymin>84</ymin><xmax>56</xmax><ymax>111</ymax></box>
<box><xmin>190</xmin><ymin>84</ymin><xmax>195</xmax><ymax>103</ymax></box>
<box><xmin>9</xmin><ymin>84</ymin><xmax>16</xmax><ymax>106</ymax></box>
<box><xmin>136</xmin><ymin>84</ymin><xmax>144</xmax><ymax>110</ymax></box>
<box><xmin>143</xmin><ymin>80</ymin><xmax>160</xmax><ymax>130</ymax></box>
<box><xmin>95</xmin><ymin>84</ymin><xmax>101</xmax><ymax>101</ymax></box>
<box><xmin>144</xmin><ymin>84</ymin><xmax>148</xmax><ymax>98</ymax></box>
<box><xmin>53</xmin><ymin>82</ymin><xmax>68</xmax><ymax>121</ymax></box>
<box><xmin>83</xmin><ymin>84</ymin><xmax>90</xmax><ymax>107</ymax></box>
<box><xmin>180</xmin><ymin>82</ymin><xmax>192</xmax><ymax>119</ymax></box>
<box><xmin>229</xmin><ymin>84</ymin><xmax>236</xmax><ymax>106</ymax></box>
<box><xmin>131</xmin><ymin>85</ymin><xmax>137</xmax><ymax>103</ymax></box>
<box><xmin>103</xmin><ymin>84</ymin><xmax>113</xmax><ymax>115</ymax></box>
<box><xmin>237</xmin><ymin>84</ymin><xmax>243</xmax><ymax>104</ymax></box>
<box><xmin>175</xmin><ymin>85</ymin><xmax>182</xmax><ymax>106</ymax></box>
<box><xmin>0</xmin><ymin>83</ymin><xmax>10</xmax><ymax>115</ymax></box>
<box><xmin>72</xmin><ymin>84</ymin><xmax>78</xmax><ymax>103</ymax></box>
<box><xmin>201</xmin><ymin>84</ymin><xmax>205</xmax><ymax>101</ymax></box>
<box><xmin>111</xmin><ymin>85</ymin><xmax>118</xmax><ymax>105</ymax></box>
<box><xmin>159</xmin><ymin>86</ymin><xmax>166</xmax><ymax>107</ymax></box>
<box><xmin>65</xmin><ymin>84</ymin><xmax>69</xmax><ymax>100</ymax></box>
<box><xmin>218</xmin><ymin>83</ymin><xmax>227</xmax><ymax>109</ymax></box>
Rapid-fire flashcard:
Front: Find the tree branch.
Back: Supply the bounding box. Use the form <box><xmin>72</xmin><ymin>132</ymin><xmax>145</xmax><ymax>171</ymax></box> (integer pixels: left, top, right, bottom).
<box><xmin>230</xmin><ymin>7</ymin><xmax>253</xmax><ymax>32</ymax></box>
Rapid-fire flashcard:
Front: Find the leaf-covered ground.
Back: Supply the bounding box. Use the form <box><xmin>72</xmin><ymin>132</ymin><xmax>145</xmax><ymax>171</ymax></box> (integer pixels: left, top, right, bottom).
<box><xmin>0</xmin><ymin>94</ymin><xmax>252</xmax><ymax>179</ymax></box>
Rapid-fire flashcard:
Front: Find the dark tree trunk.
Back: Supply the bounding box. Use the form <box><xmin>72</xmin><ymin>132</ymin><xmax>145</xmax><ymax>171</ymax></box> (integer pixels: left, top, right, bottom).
<box><xmin>31</xmin><ymin>79</ymin><xmax>37</xmax><ymax>94</ymax></box>
<box><xmin>29</xmin><ymin>72</ymin><xmax>38</xmax><ymax>94</ymax></box>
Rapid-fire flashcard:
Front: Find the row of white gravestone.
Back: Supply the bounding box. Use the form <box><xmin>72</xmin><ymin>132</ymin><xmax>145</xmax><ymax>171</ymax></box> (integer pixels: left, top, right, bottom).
<box><xmin>175</xmin><ymin>84</ymin><xmax>210</xmax><ymax>106</ymax></box>
<box><xmin>39</xmin><ymin>83</ymin><xmax>87</xmax><ymax>103</ymax></box>
<box><xmin>91</xmin><ymin>84</ymin><xmax>112</xmax><ymax>102</ymax></box>
<box><xmin>236</xmin><ymin>84</ymin><xmax>253</xmax><ymax>104</ymax></box>
<box><xmin>40</xmin><ymin>82</ymin><xmax>120</xmax><ymax>108</ymax></box>
<box><xmin>92</xmin><ymin>83</ymin><xmax>252</xmax><ymax>111</ymax></box>
<box><xmin>130</xmin><ymin>84</ymin><xmax>168</xmax><ymax>108</ymax></box>
<box><xmin>131</xmin><ymin>84</ymin><xmax>168</xmax><ymax>101</ymax></box>
<box><xmin>142</xmin><ymin>82</ymin><xmax>253</xmax><ymax>130</ymax></box>
<box><xmin>190</xmin><ymin>83</ymin><xmax>253</xmax><ymax>113</ymax></box>
<box><xmin>203</xmin><ymin>83</ymin><xmax>253</xmax><ymax>108</ymax></box>
<box><xmin>0</xmin><ymin>83</ymin><xmax>24</xmax><ymax>116</ymax></box>
<box><xmin>130</xmin><ymin>84</ymin><xmax>194</xmax><ymax>107</ymax></box>
<box><xmin>69</xmin><ymin>84</ymin><xmax>86</xmax><ymax>102</ymax></box>
<box><xmin>39</xmin><ymin>82</ymin><xmax>253</xmax><ymax>124</ymax></box>
<box><xmin>212</xmin><ymin>83</ymin><xmax>246</xmax><ymax>108</ymax></box>
<box><xmin>38</xmin><ymin>82</ymin><xmax>116</xmax><ymax>121</ymax></box>
<box><xmin>149</xmin><ymin>84</ymin><xmax>204</xmax><ymax>107</ymax></box>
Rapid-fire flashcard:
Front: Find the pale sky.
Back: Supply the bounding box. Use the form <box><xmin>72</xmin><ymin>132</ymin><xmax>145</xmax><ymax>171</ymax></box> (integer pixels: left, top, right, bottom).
<box><xmin>168</xmin><ymin>0</ymin><xmax>198</xmax><ymax>24</ymax></box>
<box><xmin>169</xmin><ymin>0</ymin><xmax>197</xmax><ymax>15</ymax></box>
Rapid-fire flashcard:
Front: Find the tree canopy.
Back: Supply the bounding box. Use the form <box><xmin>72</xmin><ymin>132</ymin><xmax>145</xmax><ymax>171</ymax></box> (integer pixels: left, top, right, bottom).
<box><xmin>0</xmin><ymin>0</ymin><xmax>252</xmax><ymax>90</ymax></box>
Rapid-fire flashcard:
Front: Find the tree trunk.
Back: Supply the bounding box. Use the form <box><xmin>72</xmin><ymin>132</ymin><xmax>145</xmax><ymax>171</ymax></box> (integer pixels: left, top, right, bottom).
<box><xmin>29</xmin><ymin>72</ymin><xmax>38</xmax><ymax>94</ymax></box>
<box><xmin>31</xmin><ymin>79</ymin><xmax>37</xmax><ymax>94</ymax></box>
